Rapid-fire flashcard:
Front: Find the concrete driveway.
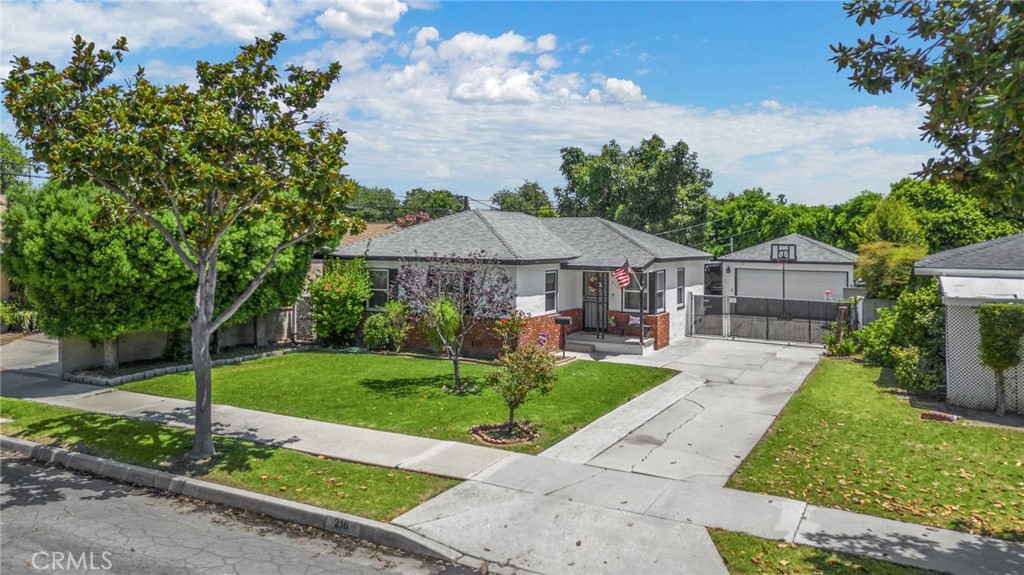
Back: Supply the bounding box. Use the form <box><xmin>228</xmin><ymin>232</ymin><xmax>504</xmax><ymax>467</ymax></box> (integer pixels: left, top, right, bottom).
<box><xmin>543</xmin><ymin>337</ymin><xmax>821</xmax><ymax>486</ymax></box>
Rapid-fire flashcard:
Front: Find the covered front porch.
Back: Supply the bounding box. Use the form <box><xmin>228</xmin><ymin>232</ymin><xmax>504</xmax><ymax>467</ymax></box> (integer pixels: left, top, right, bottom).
<box><xmin>564</xmin><ymin>330</ymin><xmax>654</xmax><ymax>355</ymax></box>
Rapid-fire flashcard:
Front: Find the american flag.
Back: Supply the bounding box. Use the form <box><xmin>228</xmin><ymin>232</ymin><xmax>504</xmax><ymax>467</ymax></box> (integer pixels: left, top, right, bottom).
<box><xmin>613</xmin><ymin>260</ymin><xmax>632</xmax><ymax>288</ymax></box>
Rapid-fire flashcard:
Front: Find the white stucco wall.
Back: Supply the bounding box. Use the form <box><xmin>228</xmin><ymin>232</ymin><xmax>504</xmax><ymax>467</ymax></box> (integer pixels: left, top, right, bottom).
<box><xmin>515</xmin><ymin>264</ymin><xmax>566</xmax><ymax>316</ymax></box>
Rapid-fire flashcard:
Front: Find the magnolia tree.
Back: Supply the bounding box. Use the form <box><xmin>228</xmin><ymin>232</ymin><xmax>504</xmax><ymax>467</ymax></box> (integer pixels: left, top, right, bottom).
<box><xmin>4</xmin><ymin>35</ymin><xmax>359</xmax><ymax>458</ymax></box>
<box><xmin>394</xmin><ymin>251</ymin><xmax>516</xmax><ymax>393</ymax></box>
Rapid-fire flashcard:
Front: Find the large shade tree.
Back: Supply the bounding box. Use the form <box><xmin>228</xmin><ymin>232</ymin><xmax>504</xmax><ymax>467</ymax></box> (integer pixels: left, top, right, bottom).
<box><xmin>4</xmin><ymin>34</ymin><xmax>358</xmax><ymax>458</ymax></box>
<box><xmin>555</xmin><ymin>135</ymin><xmax>712</xmax><ymax>237</ymax></box>
<box><xmin>832</xmin><ymin>0</ymin><xmax>1024</xmax><ymax>213</ymax></box>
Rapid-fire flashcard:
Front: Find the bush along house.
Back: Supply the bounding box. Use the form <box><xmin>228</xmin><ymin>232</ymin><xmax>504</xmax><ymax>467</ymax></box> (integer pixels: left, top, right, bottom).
<box><xmin>332</xmin><ymin>210</ymin><xmax>711</xmax><ymax>356</ymax></box>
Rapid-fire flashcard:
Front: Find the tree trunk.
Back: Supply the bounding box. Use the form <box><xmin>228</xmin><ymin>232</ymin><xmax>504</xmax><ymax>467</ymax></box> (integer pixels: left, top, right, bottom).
<box><xmin>995</xmin><ymin>369</ymin><xmax>1006</xmax><ymax>417</ymax></box>
<box><xmin>451</xmin><ymin>354</ymin><xmax>463</xmax><ymax>393</ymax></box>
<box><xmin>189</xmin><ymin>253</ymin><xmax>219</xmax><ymax>459</ymax></box>
<box><xmin>190</xmin><ymin>318</ymin><xmax>215</xmax><ymax>458</ymax></box>
<box><xmin>508</xmin><ymin>406</ymin><xmax>516</xmax><ymax>429</ymax></box>
<box><xmin>102</xmin><ymin>339</ymin><xmax>118</xmax><ymax>371</ymax></box>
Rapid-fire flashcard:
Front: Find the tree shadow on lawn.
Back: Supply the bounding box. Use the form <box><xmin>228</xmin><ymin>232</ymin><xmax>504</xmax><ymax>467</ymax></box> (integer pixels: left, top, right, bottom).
<box><xmin>358</xmin><ymin>374</ymin><xmax>486</xmax><ymax>397</ymax></box>
<box><xmin>873</xmin><ymin>366</ymin><xmax>1024</xmax><ymax>431</ymax></box>
<box><xmin>12</xmin><ymin>412</ymin><xmax>285</xmax><ymax>477</ymax></box>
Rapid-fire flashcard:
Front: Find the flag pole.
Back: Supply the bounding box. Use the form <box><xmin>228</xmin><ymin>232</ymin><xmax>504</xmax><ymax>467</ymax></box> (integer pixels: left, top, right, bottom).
<box><xmin>631</xmin><ymin>266</ymin><xmax>645</xmax><ymax>356</ymax></box>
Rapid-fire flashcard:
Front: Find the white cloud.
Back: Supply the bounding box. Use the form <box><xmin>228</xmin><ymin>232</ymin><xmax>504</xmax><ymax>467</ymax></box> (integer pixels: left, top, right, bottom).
<box><xmin>414</xmin><ymin>26</ymin><xmax>440</xmax><ymax>47</ymax></box>
<box><xmin>536</xmin><ymin>34</ymin><xmax>558</xmax><ymax>52</ymax></box>
<box><xmin>600</xmin><ymin>77</ymin><xmax>645</xmax><ymax>103</ymax></box>
<box><xmin>536</xmin><ymin>54</ymin><xmax>560</xmax><ymax>70</ymax></box>
<box><xmin>316</xmin><ymin>0</ymin><xmax>408</xmax><ymax>39</ymax></box>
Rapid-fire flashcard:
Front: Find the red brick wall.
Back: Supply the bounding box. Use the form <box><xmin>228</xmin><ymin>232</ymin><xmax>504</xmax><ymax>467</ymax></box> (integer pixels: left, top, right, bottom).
<box><xmin>605</xmin><ymin>310</ymin><xmax>670</xmax><ymax>350</ymax></box>
<box><xmin>366</xmin><ymin>307</ymin><xmax>588</xmax><ymax>358</ymax></box>
<box><xmin>517</xmin><ymin>308</ymin><xmax>583</xmax><ymax>353</ymax></box>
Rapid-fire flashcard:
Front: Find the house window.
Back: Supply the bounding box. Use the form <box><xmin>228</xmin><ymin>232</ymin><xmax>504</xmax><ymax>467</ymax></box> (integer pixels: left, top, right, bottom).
<box><xmin>623</xmin><ymin>274</ymin><xmax>648</xmax><ymax>312</ymax></box>
<box><xmin>368</xmin><ymin>269</ymin><xmax>389</xmax><ymax>310</ymax></box>
<box><xmin>623</xmin><ymin>271</ymin><xmax>666</xmax><ymax>313</ymax></box>
<box><xmin>677</xmin><ymin>267</ymin><xmax>686</xmax><ymax>309</ymax></box>
<box><xmin>544</xmin><ymin>270</ymin><xmax>557</xmax><ymax>312</ymax></box>
<box><xmin>652</xmin><ymin>269</ymin><xmax>666</xmax><ymax>313</ymax></box>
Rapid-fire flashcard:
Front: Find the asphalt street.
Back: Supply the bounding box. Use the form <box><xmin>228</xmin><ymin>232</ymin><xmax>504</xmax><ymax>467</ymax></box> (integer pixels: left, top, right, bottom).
<box><xmin>0</xmin><ymin>453</ymin><xmax>474</xmax><ymax>575</ymax></box>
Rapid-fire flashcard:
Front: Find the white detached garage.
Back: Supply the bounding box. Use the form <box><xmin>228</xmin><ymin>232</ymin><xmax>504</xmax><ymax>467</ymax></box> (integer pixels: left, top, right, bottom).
<box><xmin>718</xmin><ymin>233</ymin><xmax>856</xmax><ymax>301</ymax></box>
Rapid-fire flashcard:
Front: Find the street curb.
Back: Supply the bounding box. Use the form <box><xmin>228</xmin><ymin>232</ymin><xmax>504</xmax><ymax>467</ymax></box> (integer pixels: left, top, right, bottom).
<box><xmin>1</xmin><ymin>435</ymin><xmax>463</xmax><ymax>564</ymax></box>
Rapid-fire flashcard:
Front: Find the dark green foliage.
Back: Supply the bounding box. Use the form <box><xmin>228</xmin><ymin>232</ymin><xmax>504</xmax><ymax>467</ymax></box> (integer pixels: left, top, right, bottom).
<box><xmin>351</xmin><ymin>184</ymin><xmax>401</xmax><ymax>222</ymax></box>
<box><xmin>362</xmin><ymin>300</ymin><xmax>411</xmax><ymax>351</ymax></box>
<box><xmin>832</xmin><ymin>1</ymin><xmax>1024</xmax><ymax>213</ymax></box>
<box><xmin>977</xmin><ymin>303</ymin><xmax>1024</xmax><ymax>416</ymax></box>
<box><xmin>977</xmin><ymin>304</ymin><xmax>1024</xmax><ymax>371</ymax></box>
<box><xmin>853</xmin><ymin>307</ymin><xmax>897</xmax><ymax>365</ymax></box>
<box><xmin>309</xmin><ymin>258</ymin><xmax>372</xmax><ymax>346</ymax></box>
<box><xmin>854</xmin><ymin>197</ymin><xmax>926</xmax><ymax>246</ymax></box>
<box><xmin>1</xmin><ymin>182</ymin><xmax>194</xmax><ymax>340</ymax></box>
<box><xmin>855</xmin><ymin>281</ymin><xmax>945</xmax><ymax>391</ymax></box>
<box><xmin>887</xmin><ymin>178</ymin><xmax>1022</xmax><ymax>253</ymax></box>
<box><xmin>491</xmin><ymin>181</ymin><xmax>556</xmax><ymax>217</ymax></box>
<box><xmin>555</xmin><ymin>134</ymin><xmax>712</xmax><ymax>238</ymax></box>
<box><xmin>402</xmin><ymin>188</ymin><xmax>463</xmax><ymax>217</ymax></box>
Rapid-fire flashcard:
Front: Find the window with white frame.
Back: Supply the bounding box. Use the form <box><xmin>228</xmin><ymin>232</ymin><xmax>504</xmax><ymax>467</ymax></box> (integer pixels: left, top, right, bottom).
<box><xmin>544</xmin><ymin>270</ymin><xmax>557</xmax><ymax>312</ymax></box>
<box><xmin>623</xmin><ymin>273</ymin><xmax>648</xmax><ymax>312</ymax></box>
<box><xmin>368</xmin><ymin>269</ymin><xmax>389</xmax><ymax>310</ymax></box>
<box><xmin>676</xmin><ymin>267</ymin><xmax>686</xmax><ymax>309</ymax></box>
<box><xmin>652</xmin><ymin>269</ymin><xmax>665</xmax><ymax>312</ymax></box>
<box><xmin>623</xmin><ymin>270</ymin><xmax>666</xmax><ymax>313</ymax></box>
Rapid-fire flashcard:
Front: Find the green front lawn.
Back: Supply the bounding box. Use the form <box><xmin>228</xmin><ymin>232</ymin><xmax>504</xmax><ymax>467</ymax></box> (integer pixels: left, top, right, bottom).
<box><xmin>0</xmin><ymin>397</ymin><xmax>457</xmax><ymax>522</ymax></box>
<box><xmin>729</xmin><ymin>358</ymin><xmax>1024</xmax><ymax>541</ymax></box>
<box><xmin>709</xmin><ymin>529</ymin><xmax>924</xmax><ymax>575</ymax></box>
<box><xmin>122</xmin><ymin>352</ymin><xmax>677</xmax><ymax>453</ymax></box>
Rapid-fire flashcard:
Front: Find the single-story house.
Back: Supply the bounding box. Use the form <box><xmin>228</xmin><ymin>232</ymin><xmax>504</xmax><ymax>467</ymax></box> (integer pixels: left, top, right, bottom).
<box><xmin>333</xmin><ymin>210</ymin><xmax>711</xmax><ymax>355</ymax></box>
<box><xmin>915</xmin><ymin>232</ymin><xmax>1024</xmax><ymax>414</ymax></box>
<box><xmin>717</xmin><ymin>233</ymin><xmax>856</xmax><ymax>301</ymax></box>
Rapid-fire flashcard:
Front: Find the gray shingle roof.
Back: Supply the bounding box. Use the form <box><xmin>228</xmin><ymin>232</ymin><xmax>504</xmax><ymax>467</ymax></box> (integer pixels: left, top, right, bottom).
<box><xmin>332</xmin><ymin>210</ymin><xmax>710</xmax><ymax>268</ymax></box>
<box><xmin>545</xmin><ymin>217</ymin><xmax>710</xmax><ymax>269</ymax></box>
<box><xmin>333</xmin><ymin>210</ymin><xmax>578</xmax><ymax>263</ymax></box>
<box><xmin>915</xmin><ymin>232</ymin><xmax>1024</xmax><ymax>274</ymax></box>
<box><xmin>718</xmin><ymin>233</ymin><xmax>856</xmax><ymax>264</ymax></box>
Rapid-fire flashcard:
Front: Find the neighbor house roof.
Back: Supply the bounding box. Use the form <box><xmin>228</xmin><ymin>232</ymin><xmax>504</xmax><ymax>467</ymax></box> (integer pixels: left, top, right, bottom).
<box><xmin>915</xmin><ymin>232</ymin><xmax>1024</xmax><ymax>278</ymax></box>
<box><xmin>939</xmin><ymin>276</ymin><xmax>1024</xmax><ymax>305</ymax></box>
<box><xmin>332</xmin><ymin>210</ymin><xmax>710</xmax><ymax>269</ymax></box>
<box><xmin>717</xmin><ymin>233</ymin><xmax>856</xmax><ymax>264</ymax></box>
<box><xmin>339</xmin><ymin>222</ymin><xmax>398</xmax><ymax>246</ymax></box>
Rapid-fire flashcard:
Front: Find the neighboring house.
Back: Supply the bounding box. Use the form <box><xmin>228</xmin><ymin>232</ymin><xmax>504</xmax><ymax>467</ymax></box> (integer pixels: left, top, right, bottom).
<box><xmin>333</xmin><ymin>210</ymin><xmax>710</xmax><ymax>354</ymax></box>
<box><xmin>717</xmin><ymin>233</ymin><xmax>856</xmax><ymax>301</ymax></box>
<box><xmin>915</xmin><ymin>232</ymin><xmax>1024</xmax><ymax>414</ymax></box>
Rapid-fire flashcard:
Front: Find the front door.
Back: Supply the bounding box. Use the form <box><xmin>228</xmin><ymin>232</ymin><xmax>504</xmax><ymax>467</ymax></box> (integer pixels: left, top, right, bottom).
<box><xmin>583</xmin><ymin>271</ymin><xmax>609</xmax><ymax>333</ymax></box>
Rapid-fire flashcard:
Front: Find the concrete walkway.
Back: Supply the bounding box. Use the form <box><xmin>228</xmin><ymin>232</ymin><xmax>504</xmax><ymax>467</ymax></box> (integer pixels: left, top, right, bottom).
<box><xmin>2</xmin><ymin>336</ymin><xmax>1022</xmax><ymax>574</ymax></box>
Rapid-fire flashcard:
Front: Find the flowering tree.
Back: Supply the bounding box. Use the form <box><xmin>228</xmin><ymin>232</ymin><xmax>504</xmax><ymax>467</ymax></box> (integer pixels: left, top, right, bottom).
<box><xmin>395</xmin><ymin>211</ymin><xmax>432</xmax><ymax>228</ymax></box>
<box><xmin>393</xmin><ymin>251</ymin><xmax>516</xmax><ymax>393</ymax></box>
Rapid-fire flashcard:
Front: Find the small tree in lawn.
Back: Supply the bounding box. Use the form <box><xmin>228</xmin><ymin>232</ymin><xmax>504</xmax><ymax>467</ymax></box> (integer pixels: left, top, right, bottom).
<box><xmin>977</xmin><ymin>303</ymin><xmax>1024</xmax><ymax>417</ymax></box>
<box><xmin>4</xmin><ymin>35</ymin><xmax>359</xmax><ymax>458</ymax></box>
<box><xmin>394</xmin><ymin>251</ymin><xmax>516</xmax><ymax>394</ymax></box>
<box><xmin>486</xmin><ymin>310</ymin><xmax>556</xmax><ymax>432</ymax></box>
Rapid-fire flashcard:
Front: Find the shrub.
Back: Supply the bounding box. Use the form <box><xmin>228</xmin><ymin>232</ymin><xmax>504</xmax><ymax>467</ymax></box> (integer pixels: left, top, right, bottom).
<box><xmin>854</xmin><ymin>307</ymin><xmax>897</xmax><ymax>365</ymax></box>
<box><xmin>486</xmin><ymin>313</ymin><xmax>555</xmax><ymax>429</ymax></box>
<box><xmin>309</xmin><ymin>258</ymin><xmax>372</xmax><ymax>347</ymax></box>
<box><xmin>977</xmin><ymin>303</ymin><xmax>1024</xmax><ymax>416</ymax></box>
<box><xmin>823</xmin><ymin>330</ymin><xmax>857</xmax><ymax>356</ymax></box>
<box><xmin>362</xmin><ymin>300</ymin><xmax>412</xmax><ymax>351</ymax></box>
<box><xmin>0</xmin><ymin>300</ymin><xmax>37</xmax><ymax>332</ymax></box>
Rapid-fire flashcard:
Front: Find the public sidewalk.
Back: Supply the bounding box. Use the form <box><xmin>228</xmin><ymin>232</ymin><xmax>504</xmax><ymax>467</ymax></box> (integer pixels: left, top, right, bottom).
<box><xmin>2</xmin><ymin>336</ymin><xmax>1022</xmax><ymax>574</ymax></box>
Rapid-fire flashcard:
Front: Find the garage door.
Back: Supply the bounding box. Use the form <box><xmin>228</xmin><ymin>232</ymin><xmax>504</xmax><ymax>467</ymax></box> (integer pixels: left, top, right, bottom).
<box><xmin>736</xmin><ymin>269</ymin><xmax>848</xmax><ymax>300</ymax></box>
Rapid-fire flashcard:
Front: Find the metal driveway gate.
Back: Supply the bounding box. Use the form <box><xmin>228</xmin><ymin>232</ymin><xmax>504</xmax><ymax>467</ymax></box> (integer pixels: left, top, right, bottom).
<box><xmin>692</xmin><ymin>294</ymin><xmax>843</xmax><ymax>344</ymax></box>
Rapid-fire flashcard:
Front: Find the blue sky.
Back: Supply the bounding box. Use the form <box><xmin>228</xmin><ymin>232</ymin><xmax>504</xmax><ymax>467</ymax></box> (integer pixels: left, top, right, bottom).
<box><xmin>2</xmin><ymin>1</ymin><xmax>933</xmax><ymax>206</ymax></box>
